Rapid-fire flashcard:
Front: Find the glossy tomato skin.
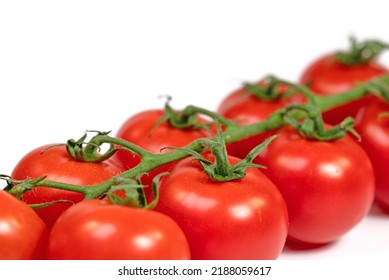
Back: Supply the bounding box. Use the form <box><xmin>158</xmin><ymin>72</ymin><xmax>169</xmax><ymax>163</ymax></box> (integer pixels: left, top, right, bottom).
<box><xmin>217</xmin><ymin>84</ymin><xmax>305</xmax><ymax>159</ymax></box>
<box><xmin>11</xmin><ymin>145</ymin><xmax>125</xmax><ymax>228</ymax></box>
<box><xmin>47</xmin><ymin>199</ymin><xmax>190</xmax><ymax>260</ymax></box>
<box><xmin>0</xmin><ymin>190</ymin><xmax>48</xmax><ymax>259</ymax></box>
<box><xmin>154</xmin><ymin>153</ymin><xmax>289</xmax><ymax>260</ymax></box>
<box><xmin>300</xmin><ymin>54</ymin><xmax>388</xmax><ymax>125</ymax></box>
<box><xmin>114</xmin><ymin>109</ymin><xmax>211</xmax><ymax>199</ymax></box>
<box><xmin>255</xmin><ymin>125</ymin><xmax>375</xmax><ymax>245</ymax></box>
<box><xmin>355</xmin><ymin>98</ymin><xmax>389</xmax><ymax>212</ymax></box>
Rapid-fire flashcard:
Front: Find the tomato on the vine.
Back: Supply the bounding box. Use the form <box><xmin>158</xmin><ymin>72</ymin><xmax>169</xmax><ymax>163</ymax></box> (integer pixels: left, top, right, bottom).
<box><xmin>355</xmin><ymin>97</ymin><xmax>389</xmax><ymax>212</ymax></box>
<box><xmin>154</xmin><ymin>152</ymin><xmax>289</xmax><ymax>260</ymax></box>
<box><xmin>114</xmin><ymin>109</ymin><xmax>211</xmax><ymax>199</ymax></box>
<box><xmin>0</xmin><ymin>190</ymin><xmax>48</xmax><ymax>259</ymax></box>
<box><xmin>254</xmin><ymin>125</ymin><xmax>375</xmax><ymax>245</ymax></box>
<box><xmin>47</xmin><ymin>199</ymin><xmax>191</xmax><ymax>260</ymax></box>
<box><xmin>11</xmin><ymin>145</ymin><xmax>126</xmax><ymax>228</ymax></box>
<box><xmin>300</xmin><ymin>53</ymin><xmax>388</xmax><ymax>125</ymax></box>
<box><xmin>217</xmin><ymin>81</ymin><xmax>305</xmax><ymax>158</ymax></box>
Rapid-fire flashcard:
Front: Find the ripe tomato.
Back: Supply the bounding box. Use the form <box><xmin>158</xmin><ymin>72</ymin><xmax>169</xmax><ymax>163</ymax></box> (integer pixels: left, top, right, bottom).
<box><xmin>217</xmin><ymin>82</ymin><xmax>305</xmax><ymax>158</ymax></box>
<box><xmin>255</xmin><ymin>125</ymin><xmax>375</xmax><ymax>245</ymax></box>
<box><xmin>154</xmin><ymin>153</ymin><xmax>289</xmax><ymax>260</ymax></box>
<box><xmin>47</xmin><ymin>199</ymin><xmax>190</xmax><ymax>260</ymax></box>
<box><xmin>355</xmin><ymin>97</ymin><xmax>389</xmax><ymax>212</ymax></box>
<box><xmin>0</xmin><ymin>190</ymin><xmax>48</xmax><ymax>259</ymax></box>
<box><xmin>11</xmin><ymin>145</ymin><xmax>125</xmax><ymax>228</ymax></box>
<box><xmin>114</xmin><ymin>109</ymin><xmax>211</xmax><ymax>200</ymax></box>
<box><xmin>300</xmin><ymin>53</ymin><xmax>388</xmax><ymax>125</ymax></box>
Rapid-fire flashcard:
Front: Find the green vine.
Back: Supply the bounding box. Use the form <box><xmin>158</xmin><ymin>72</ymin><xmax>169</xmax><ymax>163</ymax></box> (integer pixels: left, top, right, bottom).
<box><xmin>3</xmin><ymin>73</ymin><xmax>389</xmax><ymax>202</ymax></box>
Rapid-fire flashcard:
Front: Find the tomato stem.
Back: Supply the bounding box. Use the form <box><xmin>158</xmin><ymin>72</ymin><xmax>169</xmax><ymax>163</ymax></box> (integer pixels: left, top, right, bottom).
<box><xmin>5</xmin><ymin>73</ymin><xmax>389</xmax><ymax>202</ymax></box>
<box><xmin>150</xmin><ymin>96</ymin><xmax>218</xmax><ymax>133</ymax></box>
<box><xmin>336</xmin><ymin>37</ymin><xmax>389</xmax><ymax>65</ymax></box>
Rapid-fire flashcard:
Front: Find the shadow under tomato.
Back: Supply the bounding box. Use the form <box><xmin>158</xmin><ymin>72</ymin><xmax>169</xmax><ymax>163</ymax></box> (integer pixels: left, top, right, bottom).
<box><xmin>282</xmin><ymin>238</ymin><xmax>338</xmax><ymax>252</ymax></box>
<box><xmin>368</xmin><ymin>203</ymin><xmax>389</xmax><ymax>217</ymax></box>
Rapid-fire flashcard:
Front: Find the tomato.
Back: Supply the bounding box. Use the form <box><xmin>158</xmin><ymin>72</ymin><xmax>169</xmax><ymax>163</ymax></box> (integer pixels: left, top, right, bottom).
<box><xmin>254</xmin><ymin>125</ymin><xmax>375</xmax><ymax>245</ymax></box>
<box><xmin>355</xmin><ymin>97</ymin><xmax>389</xmax><ymax>212</ymax></box>
<box><xmin>11</xmin><ymin>145</ymin><xmax>125</xmax><ymax>228</ymax></box>
<box><xmin>46</xmin><ymin>199</ymin><xmax>190</xmax><ymax>260</ymax></box>
<box><xmin>154</xmin><ymin>153</ymin><xmax>289</xmax><ymax>260</ymax></box>
<box><xmin>0</xmin><ymin>190</ymin><xmax>48</xmax><ymax>259</ymax></box>
<box><xmin>217</xmin><ymin>82</ymin><xmax>305</xmax><ymax>158</ymax></box>
<box><xmin>114</xmin><ymin>109</ymin><xmax>211</xmax><ymax>200</ymax></box>
<box><xmin>300</xmin><ymin>53</ymin><xmax>388</xmax><ymax>125</ymax></box>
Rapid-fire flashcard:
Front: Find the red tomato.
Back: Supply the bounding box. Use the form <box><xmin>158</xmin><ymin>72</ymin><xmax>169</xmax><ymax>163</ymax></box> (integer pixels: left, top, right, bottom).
<box><xmin>154</xmin><ymin>153</ymin><xmax>289</xmax><ymax>260</ymax></box>
<box><xmin>300</xmin><ymin>54</ymin><xmax>387</xmax><ymax>125</ymax></box>
<box><xmin>114</xmin><ymin>109</ymin><xmax>211</xmax><ymax>200</ymax></box>
<box><xmin>255</xmin><ymin>125</ymin><xmax>375</xmax><ymax>245</ymax></box>
<box><xmin>0</xmin><ymin>190</ymin><xmax>48</xmax><ymax>259</ymax></box>
<box><xmin>47</xmin><ymin>199</ymin><xmax>190</xmax><ymax>260</ymax></box>
<box><xmin>217</xmin><ymin>82</ymin><xmax>305</xmax><ymax>158</ymax></box>
<box><xmin>355</xmin><ymin>97</ymin><xmax>389</xmax><ymax>212</ymax></box>
<box><xmin>11</xmin><ymin>145</ymin><xmax>125</xmax><ymax>228</ymax></box>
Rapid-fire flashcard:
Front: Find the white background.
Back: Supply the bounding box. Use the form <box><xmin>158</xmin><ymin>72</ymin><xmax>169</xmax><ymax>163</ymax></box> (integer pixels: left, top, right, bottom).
<box><xmin>1</xmin><ymin>0</ymin><xmax>389</xmax><ymax>266</ymax></box>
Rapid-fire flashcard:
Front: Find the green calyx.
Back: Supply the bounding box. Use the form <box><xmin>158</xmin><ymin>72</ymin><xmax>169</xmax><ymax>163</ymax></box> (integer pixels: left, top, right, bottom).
<box><xmin>150</xmin><ymin>96</ymin><xmax>212</xmax><ymax>134</ymax></box>
<box><xmin>107</xmin><ymin>178</ymin><xmax>147</xmax><ymax>208</ymax></box>
<box><xmin>273</xmin><ymin>103</ymin><xmax>360</xmax><ymax>141</ymax></box>
<box><xmin>106</xmin><ymin>172</ymin><xmax>168</xmax><ymax>209</ymax></box>
<box><xmin>173</xmin><ymin>125</ymin><xmax>277</xmax><ymax>182</ymax></box>
<box><xmin>335</xmin><ymin>37</ymin><xmax>389</xmax><ymax>65</ymax></box>
<box><xmin>68</xmin><ymin>130</ymin><xmax>117</xmax><ymax>163</ymax></box>
<box><xmin>254</xmin><ymin>78</ymin><xmax>362</xmax><ymax>141</ymax></box>
<box><xmin>41</xmin><ymin>130</ymin><xmax>117</xmax><ymax>163</ymax></box>
<box><xmin>244</xmin><ymin>75</ymin><xmax>297</xmax><ymax>101</ymax></box>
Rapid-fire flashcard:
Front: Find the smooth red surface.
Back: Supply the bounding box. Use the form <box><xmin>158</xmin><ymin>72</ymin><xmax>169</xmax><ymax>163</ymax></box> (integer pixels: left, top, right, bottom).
<box><xmin>355</xmin><ymin>97</ymin><xmax>389</xmax><ymax>212</ymax></box>
<box><xmin>300</xmin><ymin>54</ymin><xmax>388</xmax><ymax>124</ymax></box>
<box><xmin>155</xmin><ymin>153</ymin><xmax>289</xmax><ymax>260</ymax></box>
<box><xmin>217</xmin><ymin>83</ymin><xmax>305</xmax><ymax>158</ymax></box>
<box><xmin>0</xmin><ymin>190</ymin><xmax>48</xmax><ymax>259</ymax></box>
<box><xmin>11</xmin><ymin>145</ymin><xmax>125</xmax><ymax>228</ymax></box>
<box><xmin>47</xmin><ymin>199</ymin><xmax>190</xmax><ymax>260</ymax></box>
<box><xmin>255</xmin><ymin>125</ymin><xmax>375</xmax><ymax>245</ymax></box>
<box><xmin>114</xmin><ymin>109</ymin><xmax>211</xmax><ymax>200</ymax></box>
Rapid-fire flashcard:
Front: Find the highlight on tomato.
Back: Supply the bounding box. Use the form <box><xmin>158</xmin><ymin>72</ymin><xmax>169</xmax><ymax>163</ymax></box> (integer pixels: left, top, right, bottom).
<box><xmin>46</xmin><ymin>199</ymin><xmax>191</xmax><ymax>260</ymax></box>
<box><xmin>154</xmin><ymin>133</ymin><xmax>289</xmax><ymax>260</ymax></box>
<box><xmin>0</xmin><ymin>189</ymin><xmax>48</xmax><ymax>260</ymax></box>
<box><xmin>11</xmin><ymin>144</ymin><xmax>126</xmax><ymax>228</ymax></box>
<box><xmin>113</xmin><ymin>104</ymin><xmax>212</xmax><ymax>201</ymax></box>
<box><xmin>299</xmin><ymin>37</ymin><xmax>388</xmax><ymax>125</ymax></box>
<box><xmin>254</xmin><ymin>122</ymin><xmax>375</xmax><ymax>245</ymax></box>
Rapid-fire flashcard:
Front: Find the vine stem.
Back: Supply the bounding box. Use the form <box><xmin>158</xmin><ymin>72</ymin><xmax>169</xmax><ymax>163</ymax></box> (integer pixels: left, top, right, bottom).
<box><xmin>7</xmin><ymin>73</ymin><xmax>389</xmax><ymax>200</ymax></box>
<box><xmin>20</xmin><ymin>140</ymin><xmax>204</xmax><ymax>200</ymax></box>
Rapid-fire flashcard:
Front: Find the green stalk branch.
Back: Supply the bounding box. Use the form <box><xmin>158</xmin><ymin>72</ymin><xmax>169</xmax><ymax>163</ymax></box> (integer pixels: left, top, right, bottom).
<box><xmin>6</xmin><ymin>73</ymin><xmax>389</xmax><ymax>200</ymax></box>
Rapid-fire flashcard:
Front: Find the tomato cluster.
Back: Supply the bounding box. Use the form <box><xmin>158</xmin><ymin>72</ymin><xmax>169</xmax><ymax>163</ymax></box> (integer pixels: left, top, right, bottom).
<box><xmin>1</xmin><ymin>38</ymin><xmax>389</xmax><ymax>260</ymax></box>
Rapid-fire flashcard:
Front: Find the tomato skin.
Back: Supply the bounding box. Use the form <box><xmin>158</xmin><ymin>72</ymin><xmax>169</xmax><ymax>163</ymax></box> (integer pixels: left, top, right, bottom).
<box><xmin>11</xmin><ymin>145</ymin><xmax>125</xmax><ymax>228</ymax></box>
<box><xmin>0</xmin><ymin>190</ymin><xmax>48</xmax><ymax>259</ymax></box>
<box><xmin>154</xmin><ymin>153</ymin><xmax>289</xmax><ymax>260</ymax></box>
<box><xmin>355</xmin><ymin>98</ymin><xmax>389</xmax><ymax>212</ymax></box>
<box><xmin>217</xmin><ymin>84</ymin><xmax>305</xmax><ymax>158</ymax></box>
<box><xmin>300</xmin><ymin>54</ymin><xmax>388</xmax><ymax>125</ymax></box>
<box><xmin>255</xmin><ymin>125</ymin><xmax>375</xmax><ymax>245</ymax></box>
<box><xmin>47</xmin><ymin>199</ymin><xmax>190</xmax><ymax>260</ymax></box>
<box><xmin>114</xmin><ymin>109</ymin><xmax>211</xmax><ymax>198</ymax></box>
